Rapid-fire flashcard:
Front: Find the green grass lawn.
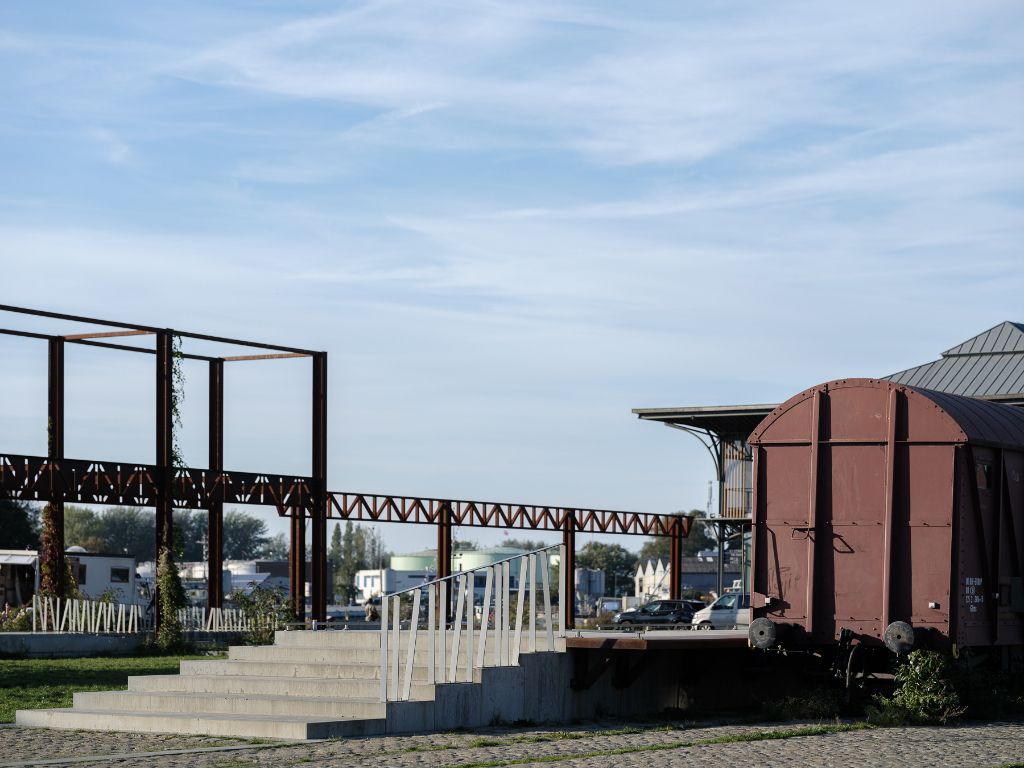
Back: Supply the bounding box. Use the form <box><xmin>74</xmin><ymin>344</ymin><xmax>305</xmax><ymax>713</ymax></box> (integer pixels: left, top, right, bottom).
<box><xmin>0</xmin><ymin>654</ymin><xmax>213</xmax><ymax>723</ymax></box>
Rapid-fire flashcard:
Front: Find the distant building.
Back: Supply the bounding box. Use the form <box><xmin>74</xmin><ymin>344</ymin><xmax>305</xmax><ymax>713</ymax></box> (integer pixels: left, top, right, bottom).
<box><xmin>1</xmin><ymin>547</ymin><xmax>145</xmax><ymax>607</ymax></box>
<box><xmin>634</xmin><ymin>556</ymin><xmax>740</xmax><ymax>601</ymax></box>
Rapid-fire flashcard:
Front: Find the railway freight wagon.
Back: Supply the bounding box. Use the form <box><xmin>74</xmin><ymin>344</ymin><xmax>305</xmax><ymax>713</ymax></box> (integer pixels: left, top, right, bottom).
<box><xmin>746</xmin><ymin>378</ymin><xmax>1024</xmax><ymax>664</ymax></box>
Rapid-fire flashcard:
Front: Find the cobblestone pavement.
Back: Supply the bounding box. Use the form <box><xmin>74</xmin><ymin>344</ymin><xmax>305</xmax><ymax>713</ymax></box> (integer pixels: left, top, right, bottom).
<box><xmin>2</xmin><ymin>720</ymin><xmax>1023</xmax><ymax>768</ymax></box>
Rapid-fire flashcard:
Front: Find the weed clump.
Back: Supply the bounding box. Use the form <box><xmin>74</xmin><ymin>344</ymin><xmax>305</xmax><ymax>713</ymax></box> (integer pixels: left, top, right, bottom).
<box><xmin>867</xmin><ymin>650</ymin><xmax>964</xmax><ymax>726</ymax></box>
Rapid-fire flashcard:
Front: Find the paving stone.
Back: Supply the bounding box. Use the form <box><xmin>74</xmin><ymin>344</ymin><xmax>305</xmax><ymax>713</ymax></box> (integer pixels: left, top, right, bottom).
<box><xmin>3</xmin><ymin>720</ymin><xmax>1023</xmax><ymax>768</ymax></box>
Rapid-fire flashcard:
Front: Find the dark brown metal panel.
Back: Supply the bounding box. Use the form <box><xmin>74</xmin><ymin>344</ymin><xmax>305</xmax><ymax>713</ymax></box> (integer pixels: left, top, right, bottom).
<box><xmin>207</xmin><ymin>359</ymin><xmax>224</xmax><ymax>610</ymax></box>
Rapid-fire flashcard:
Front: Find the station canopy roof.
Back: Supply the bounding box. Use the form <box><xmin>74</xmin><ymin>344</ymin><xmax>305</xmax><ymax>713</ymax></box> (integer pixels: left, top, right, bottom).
<box><xmin>635</xmin><ymin>321</ymin><xmax>1024</xmax><ymax>440</ymax></box>
<box><xmin>631</xmin><ymin>404</ymin><xmax>775</xmax><ymax>441</ymax></box>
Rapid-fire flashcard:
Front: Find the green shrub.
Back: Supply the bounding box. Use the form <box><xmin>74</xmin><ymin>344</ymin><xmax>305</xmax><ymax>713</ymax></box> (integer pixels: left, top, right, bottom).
<box><xmin>867</xmin><ymin>650</ymin><xmax>964</xmax><ymax>725</ymax></box>
<box><xmin>232</xmin><ymin>585</ymin><xmax>295</xmax><ymax>645</ymax></box>
<box><xmin>0</xmin><ymin>606</ymin><xmax>32</xmax><ymax>632</ymax></box>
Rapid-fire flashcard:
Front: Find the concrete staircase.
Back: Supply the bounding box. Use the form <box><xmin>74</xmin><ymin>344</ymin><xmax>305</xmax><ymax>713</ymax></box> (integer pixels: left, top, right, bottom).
<box><xmin>16</xmin><ymin>629</ymin><xmax>567</xmax><ymax>740</ymax></box>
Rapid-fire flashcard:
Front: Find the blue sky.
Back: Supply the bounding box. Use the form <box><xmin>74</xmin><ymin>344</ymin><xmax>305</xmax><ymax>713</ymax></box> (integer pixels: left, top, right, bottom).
<box><xmin>1</xmin><ymin>2</ymin><xmax>1022</xmax><ymax>554</ymax></box>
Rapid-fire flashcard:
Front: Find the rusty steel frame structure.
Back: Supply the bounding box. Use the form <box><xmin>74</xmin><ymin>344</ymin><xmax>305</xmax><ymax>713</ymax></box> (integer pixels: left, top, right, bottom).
<box><xmin>1</xmin><ymin>305</ymin><xmax>692</xmax><ymax>630</ymax></box>
<box><xmin>0</xmin><ymin>304</ymin><xmax>326</xmax><ymax>626</ymax></box>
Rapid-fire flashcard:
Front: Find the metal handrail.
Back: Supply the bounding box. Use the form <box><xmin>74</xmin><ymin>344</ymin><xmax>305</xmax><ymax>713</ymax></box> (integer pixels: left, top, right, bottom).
<box><xmin>384</xmin><ymin>543</ymin><xmax>562</xmax><ymax>598</ymax></box>
<box><xmin>379</xmin><ymin>543</ymin><xmax>566</xmax><ymax>703</ymax></box>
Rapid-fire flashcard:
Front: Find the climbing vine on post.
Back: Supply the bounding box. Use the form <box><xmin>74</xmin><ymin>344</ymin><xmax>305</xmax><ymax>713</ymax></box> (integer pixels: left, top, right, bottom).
<box><xmin>39</xmin><ymin>416</ymin><xmax>76</xmax><ymax>598</ymax></box>
<box><xmin>156</xmin><ymin>333</ymin><xmax>187</xmax><ymax>647</ymax></box>
<box><xmin>170</xmin><ymin>333</ymin><xmax>186</xmax><ymax>471</ymax></box>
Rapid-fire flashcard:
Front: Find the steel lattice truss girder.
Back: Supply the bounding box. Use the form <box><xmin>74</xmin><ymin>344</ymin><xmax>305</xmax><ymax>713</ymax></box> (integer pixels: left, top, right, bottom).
<box><xmin>0</xmin><ymin>454</ymin><xmax>314</xmax><ymax>510</ymax></box>
<box><xmin>326</xmin><ymin>492</ymin><xmax>692</xmax><ymax>537</ymax></box>
<box><xmin>0</xmin><ymin>452</ymin><xmax>692</xmax><ymax>538</ymax></box>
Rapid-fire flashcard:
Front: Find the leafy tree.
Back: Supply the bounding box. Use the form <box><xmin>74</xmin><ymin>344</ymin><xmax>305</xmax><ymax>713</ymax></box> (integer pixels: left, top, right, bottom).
<box><xmin>502</xmin><ymin>538</ymin><xmax>546</xmax><ymax>552</ymax></box>
<box><xmin>222</xmin><ymin>509</ymin><xmax>269</xmax><ymax>559</ymax></box>
<box><xmin>575</xmin><ymin>542</ymin><xmax>636</xmax><ymax>597</ymax></box>
<box><xmin>101</xmin><ymin>506</ymin><xmax>156</xmax><ymax>560</ymax></box>
<box><xmin>63</xmin><ymin>506</ymin><xmax>106</xmax><ymax>553</ymax></box>
<box><xmin>453</xmin><ymin>539</ymin><xmax>477</xmax><ymax>551</ymax></box>
<box><xmin>636</xmin><ymin>510</ymin><xmax>714</xmax><ymax>563</ymax></box>
<box><xmin>328</xmin><ymin>523</ymin><xmax>342</xmax><ymax>570</ymax></box>
<box><xmin>336</xmin><ymin>521</ymin><xmax>359</xmax><ymax>603</ymax></box>
<box><xmin>2</xmin><ymin>499</ymin><xmax>39</xmax><ymax>550</ymax></box>
<box><xmin>353</xmin><ymin>526</ymin><xmax>367</xmax><ymax>567</ymax></box>
<box><xmin>260</xmin><ymin>532</ymin><xmax>289</xmax><ymax>560</ymax></box>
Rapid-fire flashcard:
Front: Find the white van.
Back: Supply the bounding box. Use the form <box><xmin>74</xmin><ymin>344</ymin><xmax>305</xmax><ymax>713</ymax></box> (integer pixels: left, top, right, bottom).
<box><xmin>692</xmin><ymin>592</ymin><xmax>750</xmax><ymax>629</ymax></box>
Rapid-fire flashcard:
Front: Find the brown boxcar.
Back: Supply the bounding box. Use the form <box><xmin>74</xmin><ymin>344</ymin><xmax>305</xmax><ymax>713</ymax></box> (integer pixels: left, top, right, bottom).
<box><xmin>748</xmin><ymin>378</ymin><xmax>1024</xmax><ymax>656</ymax></box>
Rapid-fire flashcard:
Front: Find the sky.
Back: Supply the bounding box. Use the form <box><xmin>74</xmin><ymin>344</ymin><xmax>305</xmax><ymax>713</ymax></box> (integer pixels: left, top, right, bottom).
<box><xmin>1</xmin><ymin>1</ymin><xmax>1022</xmax><ymax>555</ymax></box>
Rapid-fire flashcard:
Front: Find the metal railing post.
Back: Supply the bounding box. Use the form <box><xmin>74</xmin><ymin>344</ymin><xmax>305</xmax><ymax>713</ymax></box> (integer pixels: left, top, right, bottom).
<box><xmin>465</xmin><ymin>575</ymin><xmax>474</xmax><ymax>683</ymax></box>
<box><xmin>402</xmin><ymin>589</ymin><xmax>420</xmax><ymax>700</ymax></box>
<box><xmin>502</xmin><ymin>560</ymin><xmax>511</xmax><ymax>665</ymax></box>
<box><xmin>558</xmin><ymin>543</ymin><xmax>567</xmax><ymax>637</ymax></box>
<box><xmin>438</xmin><ymin>581</ymin><xmax>447</xmax><ymax>683</ymax></box>
<box><xmin>541</xmin><ymin>550</ymin><xmax>553</xmax><ymax>649</ymax></box>
<box><xmin>390</xmin><ymin>595</ymin><xmax>400</xmax><ymax>696</ymax></box>
<box><xmin>379</xmin><ymin>594</ymin><xmax>388</xmax><ymax>702</ymax></box>
<box><xmin>427</xmin><ymin>584</ymin><xmax>436</xmax><ymax>686</ymax></box>
<box><xmin>449</xmin><ymin>574</ymin><xmax>465</xmax><ymax>682</ymax></box>
<box><xmin>528</xmin><ymin>553</ymin><xmax>537</xmax><ymax>653</ymax></box>
<box><xmin>513</xmin><ymin>555</ymin><xmax>527</xmax><ymax>664</ymax></box>
<box><xmin>476</xmin><ymin>566</ymin><xmax>492</xmax><ymax>669</ymax></box>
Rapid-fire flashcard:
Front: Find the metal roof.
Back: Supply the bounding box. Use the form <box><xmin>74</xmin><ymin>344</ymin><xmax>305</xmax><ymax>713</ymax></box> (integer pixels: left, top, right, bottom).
<box><xmin>631</xmin><ymin>404</ymin><xmax>775</xmax><ymax>439</ymax></box>
<box><xmin>635</xmin><ymin>322</ymin><xmax>1024</xmax><ymax>441</ymax></box>
<box><xmin>886</xmin><ymin>321</ymin><xmax>1024</xmax><ymax>403</ymax></box>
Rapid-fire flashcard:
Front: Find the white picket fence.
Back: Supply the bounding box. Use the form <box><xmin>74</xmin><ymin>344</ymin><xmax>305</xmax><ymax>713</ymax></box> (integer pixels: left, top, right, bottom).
<box><xmin>30</xmin><ymin>596</ymin><xmax>274</xmax><ymax>634</ymax></box>
<box><xmin>380</xmin><ymin>544</ymin><xmax>566</xmax><ymax>702</ymax></box>
<box><xmin>31</xmin><ymin>595</ymin><xmax>145</xmax><ymax>634</ymax></box>
<box><xmin>180</xmin><ymin>606</ymin><xmax>276</xmax><ymax>632</ymax></box>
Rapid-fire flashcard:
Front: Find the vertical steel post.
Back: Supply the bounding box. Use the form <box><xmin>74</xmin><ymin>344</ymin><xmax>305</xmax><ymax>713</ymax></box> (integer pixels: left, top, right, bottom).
<box><xmin>561</xmin><ymin>515</ymin><xmax>576</xmax><ymax>630</ymax></box>
<box><xmin>311</xmin><ymin>352</ymin><xmax>328</xmax><ymax>621</ymax></box>
<box><xmin>805</xmin><ymin>388</ymin><xmax>823</xmax><ymax>635</ymax></box>
<box><xmin>669</xmin><ymin>516</ymin><xmax>683</xmax><ymax>600</ymax></box>
<box><xmin>717</xmin><ymin>441</ymin><xmax>727</xmax><ymax>596</ymax></box>
<box><xmin>154</xmin><ymin>330</ymin><xmax>174</xmax><ymax>630</ymax></box>
<box><xmin>437</xmin><ymin>502</ymin><xmax>452</xmax><ymax>624</ymax></box>
<box><xmin>46</xmin><ymin>337</ymin><xmax>66</xmax><ymax>594</ymax></box>
<box><xmin>207</xmin><ymin>359</ymin><xmax>224</xmax><ymax>610</ymax></box>
<box><xmin>290</xmin><ymin>509</ymin><xmax>305</xmax><ymax>621</ymax></box>
<box><xmin>437</xmin><ymin>502</ymin><xmax>452</xmax><ymax>580</ymax></box>
<box><xmin>881</xmin><ymin>387</ymin><xmax>898</xmax><ymax>628</ymax></box>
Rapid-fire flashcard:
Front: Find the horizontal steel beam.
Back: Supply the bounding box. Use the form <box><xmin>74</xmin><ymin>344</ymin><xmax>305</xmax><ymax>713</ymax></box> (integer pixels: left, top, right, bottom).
<box><xmin>0</xmin><ymin>453</ymin><xmax>314</xmax><ymax>510</ymax></box>
<box><xmin>326</xmin><ymin>492</ymin><xmax>692</xmax><ymax>538</ymax></box>
<box><xmin>0</xmin><ymin>304</ymin><xmax>319</xmax><ymax>355</ymax></box>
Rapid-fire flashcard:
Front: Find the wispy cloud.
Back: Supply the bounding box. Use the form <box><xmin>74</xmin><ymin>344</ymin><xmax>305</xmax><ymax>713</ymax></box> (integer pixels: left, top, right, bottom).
<box><xmin>0</xmin><ymin>1</ymin><xmax>1022</xmax><ymax>550</ymax></box>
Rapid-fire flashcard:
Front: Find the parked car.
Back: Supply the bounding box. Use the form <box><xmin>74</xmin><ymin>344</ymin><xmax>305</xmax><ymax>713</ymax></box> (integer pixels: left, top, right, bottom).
<box><xmin>612</xmin><ymin>599</ymin><xmax>694</xmax><ymax>627</ymax></box>
<box><xmin>692</xmin><ymin>593</ymin><xmax>750</xmax><ymax>629</ymax></box>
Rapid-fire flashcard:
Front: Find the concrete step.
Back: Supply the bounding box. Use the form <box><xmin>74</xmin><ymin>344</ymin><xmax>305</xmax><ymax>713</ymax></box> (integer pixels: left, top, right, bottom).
<box><xmin>226</xmin><ymin>645</ymin><xmax>516</xmax><ymax>666</ymax></box>
<box><xmin>129</xmin><ymin>673</ymin><xmax>436</xmax><ymax>701</ymax></box>
<box><xmin>75</xmin><ymin>689</ymin><xmax>393</xmax><ymax>718</ymax></box>
<box><xmin>273</xmin><ymin>629</ymin><xmax>562</xmax><ymax>651</ymax></box>
<box><xmin>15</xmin><ymin>707</ymin><xmax>387</xmax><ymax>740</ymax></box>
<box><xmin>181</xmin><ymin>658</ymin><xmax>476</xmax><ymax>679</ymax></box>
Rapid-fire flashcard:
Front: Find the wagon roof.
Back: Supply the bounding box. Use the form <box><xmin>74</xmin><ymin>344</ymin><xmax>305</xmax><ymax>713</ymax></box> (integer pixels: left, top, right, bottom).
<box><xmin>748</xmin><ymin>378</ymin><xmax>1024</xmax><ymax>449</ymax></box>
